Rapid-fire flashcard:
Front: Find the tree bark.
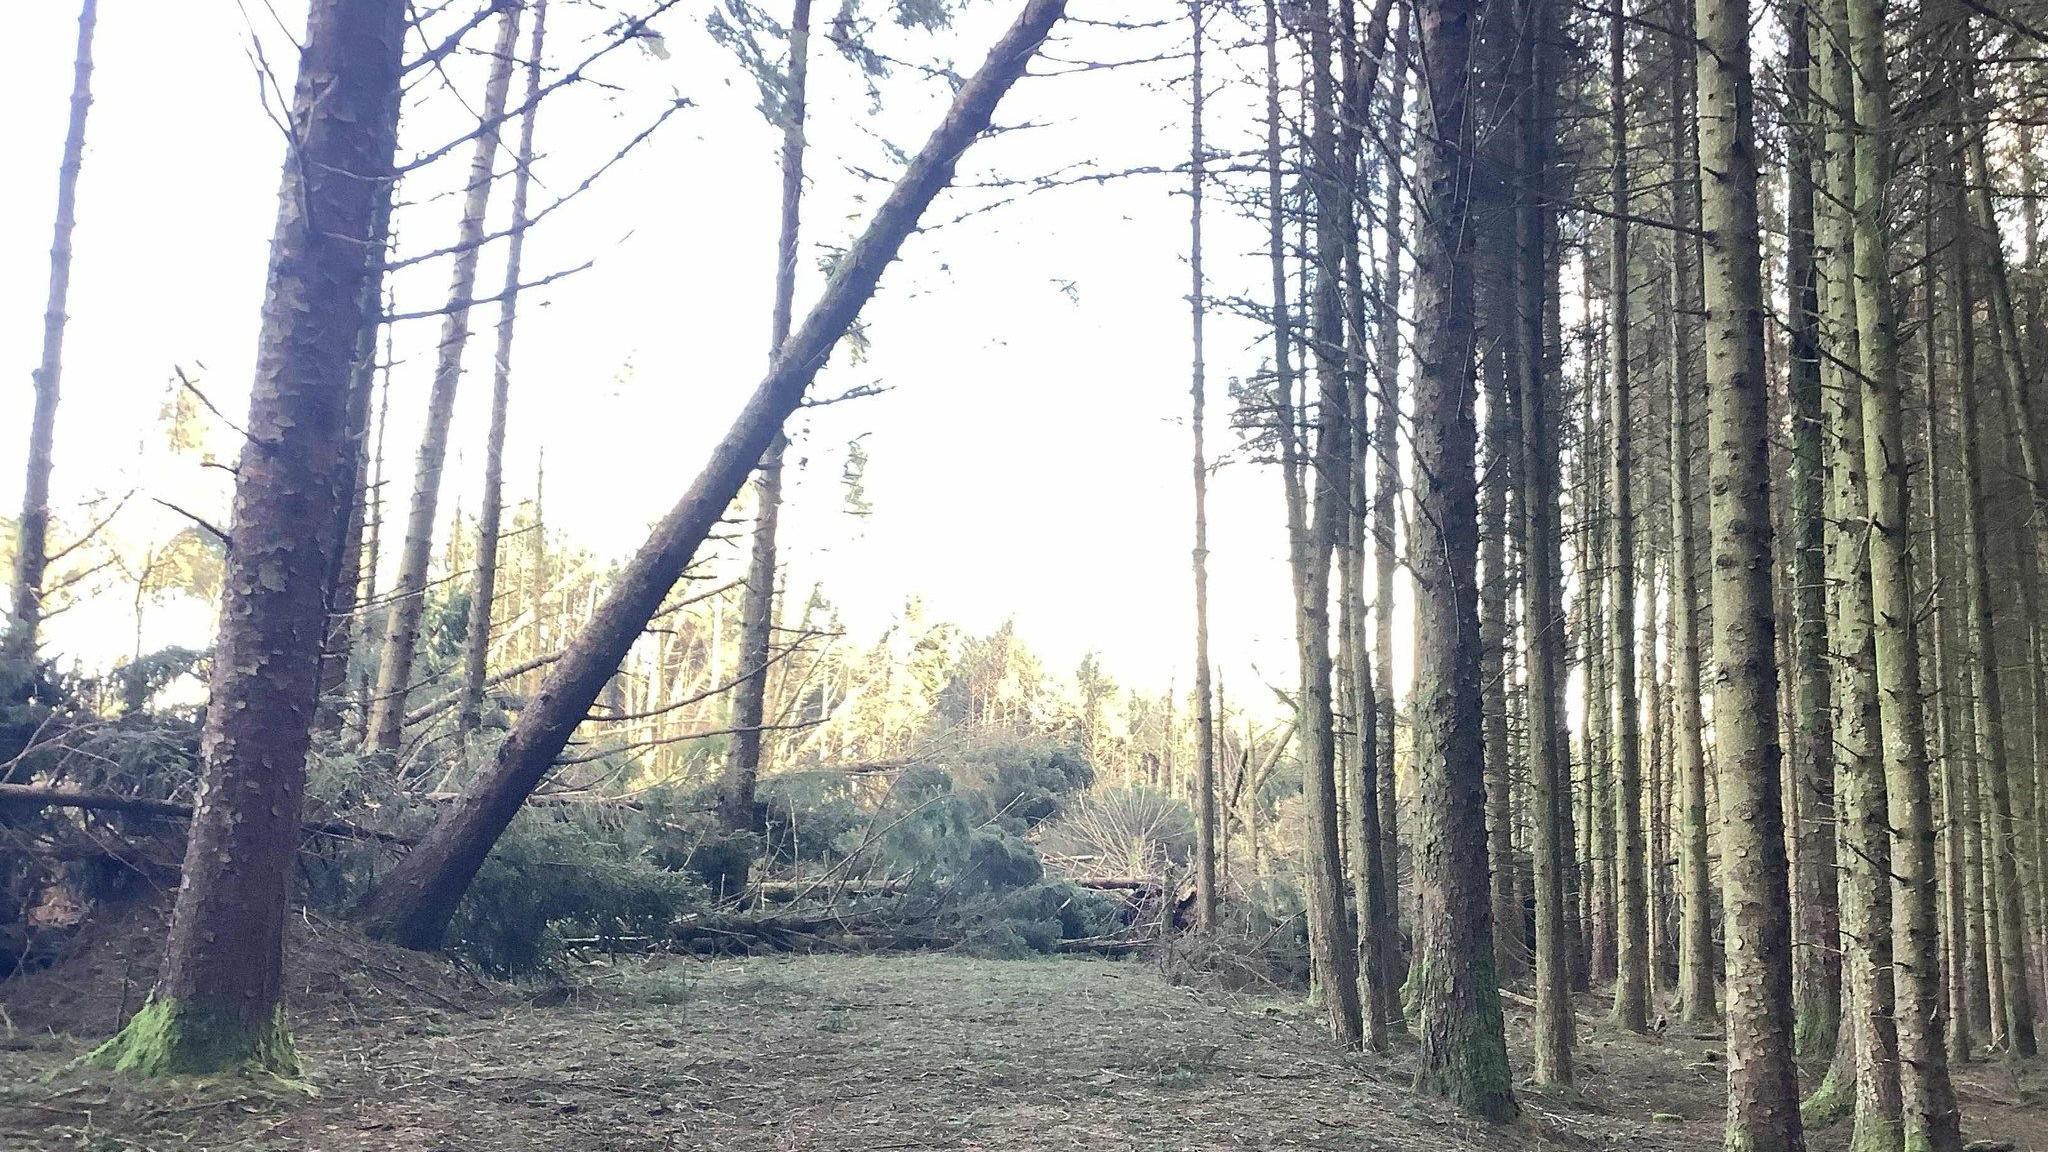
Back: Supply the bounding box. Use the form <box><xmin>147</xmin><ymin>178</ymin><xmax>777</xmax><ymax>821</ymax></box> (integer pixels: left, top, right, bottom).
<box><xmin>366</xmin><ymin>5</ymin><xmax>525</xmax><ymax>755</ymax></box>
<box><xmin>1186</xmin><ymin>0</ymin><xmax>1218</xmax><ymax>935</ymax></box>
<box><xmin>85</xmin><ymin>0</ymin><xmax>406</xmax><ymax>1077</ymax></box>
<box><xmin>459</xmin><ymin>0</ymin><xmax>552</xmax><ymax>737</ymax></box>
<box><xmin>1515</xmin><ymin>0</ymin><xmax>1573</xmax><ymax>1078</ymax></box>
<box><xmin>718</xmin><ymin>0</ymin><xmax>815</xmax><ymax>841</ymax></box>
<box><xmin>1693</xmin><ymin>0</ymin><xmax>1805</xmax><ymax>1135</ymax></box>
<box><xmin>7</xmin><ymin>0</ymin><xmax>97</xmax><ymax>673</ymax></box>
<box><xmin>354</xmin><ymin>0</ymin><xmax>1068</xmax><ymax>951</ymax></box>
<box><xmin>1407</xmin><ymin>0</ymin><xmax>1515</xmax><ymax>1116</ymax></box>
<box><xmin>1844</xmin><ymin>0</ymin><xmax>1963</xmax><ymax>1136</ymax></box>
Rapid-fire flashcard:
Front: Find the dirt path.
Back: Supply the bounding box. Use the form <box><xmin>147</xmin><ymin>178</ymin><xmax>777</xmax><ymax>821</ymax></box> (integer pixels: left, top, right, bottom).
<box><xmin>5</xmin><ymin>954</ymin><xmax>2045</xmax><ymax>1150</ymax></box>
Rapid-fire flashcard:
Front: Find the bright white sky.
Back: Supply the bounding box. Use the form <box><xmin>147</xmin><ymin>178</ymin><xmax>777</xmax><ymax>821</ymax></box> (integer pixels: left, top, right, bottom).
<box><xmin>0</xmin><ymin>0</ymin><xmax>1421</xmax><ymax>711</ymax></box>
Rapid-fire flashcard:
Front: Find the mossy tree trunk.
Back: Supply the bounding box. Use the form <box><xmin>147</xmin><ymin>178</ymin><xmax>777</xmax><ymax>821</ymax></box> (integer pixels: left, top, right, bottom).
<box><xmin>1692</xmin><ymin>0</ymin><xmax>1804</xmax><ymax>1136</ymax></box>
<box><xmin>89</xmin><ymin>0</ymin><xmax>408</xmax><ymax>1078</ymax></box>
<box><xmin>1844</xmin><ymin>0</ymin><xmax>1963</xmax><ymax>1137</ymax></box>
<box><xmin>1408</xmin><ymin>0</ymin><xmax>1515</xmax><ymax>1117</ymax></box>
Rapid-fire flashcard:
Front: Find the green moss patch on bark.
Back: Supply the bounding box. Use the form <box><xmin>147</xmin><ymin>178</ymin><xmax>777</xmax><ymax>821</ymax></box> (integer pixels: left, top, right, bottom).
<box><xmin>85</xmin><ymin>998</ymin><xmax>300</xmax><ymax>1079</ymax></box>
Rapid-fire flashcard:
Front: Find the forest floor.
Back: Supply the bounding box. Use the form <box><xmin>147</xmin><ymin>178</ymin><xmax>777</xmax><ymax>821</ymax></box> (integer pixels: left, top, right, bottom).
<box><xmin>3</xmin><ymin>927</ymin><xmax>2047</xmax><ymax>1151</ymax></box>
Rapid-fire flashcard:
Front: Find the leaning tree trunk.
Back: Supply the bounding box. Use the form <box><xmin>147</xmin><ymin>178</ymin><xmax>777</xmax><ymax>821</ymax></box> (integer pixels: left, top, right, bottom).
<box><xmin>718</xmin><ymin>0</ymin><xmax>815</xmax><ymax>842</ymax></box>
<box><xmin>85</xmin><ymin>0</ymin><xmax>406</xmax><ymax>1077</ymax></box>
<box><xmin>1407</xmin><ymin>0</ymin><xmax>1515</xmax><ymax>1118</ymax></box>
<box><xmin>459</xmin><ymin>0</ymin><xmax>551</xmax><ymax>737</ymax></box>
<box><xmin>1844</xmin><ymin>0</ymin><xmax>1963</xmax><ymax>1137</ymax></box>
<box><xmin>7</xmin><ymin>0</ymin><xmax>97</xmax><ymax>674</ymax></box>
<box><xmin>1693</xmin><ymin>0</ymin><xmax>1804</xmax><ymax>1139</ymax></box>
<box><xmin>366</xmin><ymin>5</ymin><xmax>524</xmax><ymax>756</ymax></box>
<box><xmin>354</xmin><ymin>0</ymin><xmax>1069</xmax><ymax>950</ymax></box>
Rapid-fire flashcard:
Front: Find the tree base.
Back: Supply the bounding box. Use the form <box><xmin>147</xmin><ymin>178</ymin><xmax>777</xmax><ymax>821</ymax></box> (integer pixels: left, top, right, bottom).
<box><xmin>1800</xmin><ymin>1065</ymin><xmax>1852</xmax><ymax>1129</ymax></box>
<box><xmin>85</xmin><ymin>998</ymin><xmax>300</xmax><ymax>1080</ymax></box>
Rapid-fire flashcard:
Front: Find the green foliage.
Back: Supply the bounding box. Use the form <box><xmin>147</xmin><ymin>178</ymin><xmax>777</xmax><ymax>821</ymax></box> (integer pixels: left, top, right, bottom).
<box><xmin>445</xmin><ymin>811</ymin><xmax>708</xmax><ymax>975</ymax></box>
<box><xmin>1035</xmin><ymin>786</ymin><xmax>1196</xmax><ymax>877</ymax></box>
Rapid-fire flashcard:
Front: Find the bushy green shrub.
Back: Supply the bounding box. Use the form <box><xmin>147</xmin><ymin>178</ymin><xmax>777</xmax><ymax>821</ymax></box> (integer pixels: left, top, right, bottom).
<box><xmin>445</xmin><ymin>811</ymin><xmax>706</xmax><ymax>975</ymax></box>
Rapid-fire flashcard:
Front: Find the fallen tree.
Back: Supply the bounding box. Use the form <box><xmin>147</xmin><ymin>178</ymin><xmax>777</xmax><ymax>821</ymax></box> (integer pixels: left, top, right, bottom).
<box><xmin>0</xmin><ymin>782</ymin><xmax>410</xmax><ymax>845</ymax></box>
<box><xmin>355</xmin><ymin>0</ymin><xmax>1070</xmax><ymax>951</ymax></box>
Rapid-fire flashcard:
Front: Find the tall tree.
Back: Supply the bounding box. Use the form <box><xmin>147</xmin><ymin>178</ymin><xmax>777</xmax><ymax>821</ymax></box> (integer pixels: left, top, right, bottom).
<box><xmin>1844</xmin><ymin>0</ymin><xmax>1962</xmax><ymax>1136</ymax></box>
<box><xmin>367</xmin><ymin>4</ymin><xmax>525</xmax><ymax>755</ymax></box>
<box><xmin>356</xmin><ymin>0</ymin><xmax>1070</xmax><ymax>949</ymax></box>
<box><xmin>1783</xmin><ymin>0</ymin><xmax>1840</xmax><ymax>1057</ymax></box>
<box><xmin>86</xmin><ymin>0</ymin><xmax>407</xmax><ymax>1076</ymax></box>
<box><xmin>8</xmin><ymin>0</ymin><xmax>98</xmax><ymax>674</ymax></box>
<box><xmin>1407</xmin><ymin>0</ymin><xmax>1515</xmax><ymax>1117</ymax></box>
<box><xmin>1515</xmin><ymin>0</ymin><xmax>1573</xmax><ymax>1079</ymax></box>
<box><xmin>1604</xmin><ymin>0</ymin><xmax>1650</xmax><ymax>1031</ymax></box>
<box><xmin>1693</xmin><ymin>0</ymin><xmax>1805</xmax><ymax>1137</ymax></box>
<box><xmin>1186</xmin><ymin>0</ymin><xmax>1219</xmax><ymax>934</ymax></box>
<box><xmin>459</xmin><ymin>0</ymin><xmax>552</xmax><ymax>736</ymax></box>
<box><xmin>719</xmin><ymin>0</ymin><xmax>817</xmax><ymax>841</ymax></box>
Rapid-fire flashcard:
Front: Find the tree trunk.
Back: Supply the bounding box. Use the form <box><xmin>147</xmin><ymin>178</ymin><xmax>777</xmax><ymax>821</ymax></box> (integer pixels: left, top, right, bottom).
<box><xmin>1604</xmin><ymin>0</ymin><xmax>1649</xmax><ymax>1030</ymax></box>
<box><xmin>7</xmin><ymin>0</ymin><xmax>97</xmax><ymax>673</ymax></box>
<box><xmin>1186</xmin><ymin>0</ymin><xmax>1218</xmax><ymax>936</ymax></box>
<box><xmin>1783</xmin><ymin>0</ymin><xmax>1840</xmax><ymax>1057</ymax></box>
<box><xmin>1693</xmin><ymin>0</ymin><xmax>1804</xmax><ymax>1136</ymax></box>
<box><xmin>1407</xmin><ymin>0</ymin><xmax>1515</xmax><ymax>1117</ymax></box>
<box><xmin>366</xmin><ymin>5</ymin><xmax>525</xmax><ymax>755</ymax></box>
<box><xmin>1373</xmin><ymin>18</ymin><xmax>1410</xmax><ymax>987</ymax></box>
<box><xmin>1844</xmin><ymin>0</ymin><xmax>1962</xmax><ymax>1136</ymax></box>
<box><xmin>85</xmin><ymin>0</ymin><xmax>406</xmax><ymax>1077</ymax></box>
<box><xmin>459</xmin><ymin>0</ymin><xmax>551</xmax><ymax>737</ymax></box>
<box><xmin>718</xmin><ymin>0</ymin><xmax>815</xmax><ymax>842</ymax></box>
<box><xmin>354</xmin><ymin>0</ymin><xmax>1068</xmax><ymax>949</ymax></box>
<box><xmin>1515</xmin><ymin>0</ymin><xmax>1573</xmax><ymax>1078</ymax></box>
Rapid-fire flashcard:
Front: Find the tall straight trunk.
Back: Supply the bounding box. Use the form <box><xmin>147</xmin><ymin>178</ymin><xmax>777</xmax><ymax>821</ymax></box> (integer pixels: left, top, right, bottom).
<box><xmin>354</xmin><ymin>0</ymin><xmax>1068</xmax><ymax>948</ymax></box>
<box><xmin>1693</xmin><ymin>0</ymin><xmax>1804</xmax><ymax>1138</ymax></box>
<box><xmin>86</xmin><ymin>0</ymin><xmax>405</xmax><ymax>1076</ymax></box>
<box><xmin>1814</xmin><ymin>0</ymin><xmax>1902</xmax><ymax>1134</ymax></box>
<box><xmin>1667</xmin><ymin>81</ymin><xmax>1713</xmax><ymax>1021</ymax></box>
<box><xmin>1295</xmin><ymin>0</ymin><xmax>1366</xmax><ymax>1049</ymax></box>
<box><xmin>1964</xmin><ymin>111</ymin><xmax>2045</xmax><ymax>1057</ymax></box>
<box><xmin>366</xmin><ymin>6</ymin><xmax>524</xmax><ymax>755</ymax></box>
<box><xmin>1373</xmin><ymin>16</ymin><xmax>1410</xmax><ymax>965</ymax></box>
<box><xmin>1407</xmin><ymin>0</ymin><xmax>1514</xmax><ymax>1116</ymax></box>
<box><xmin>1588</xmin><ymin>344</ymin><xmax>1617</xmax><ymax>984</ymax></box>
<box><xmin>1784</xmin><ymin>0</ymin><xmax>1840</xmax><ymax>1057</ymax></box>
<box><xmin>1516</xmin><ymin>0</ymin><xmax>1572</xmax><ymax>1077</ymax></box>
<box><xmin>1923</xmin><ymin>221</ymin><xmax>1972</xmax><ymax>1062</ymax></box>
<box><xmin>1845</xmin><ymin>0</ymin><xmax>1962</xmax><ymax>1137</ymax></box>
<box><xmin>1604</xmin><ymin>0</ymin><xmax>1649</xmax><ymax>1030</ymax></box>
<box><xmin>1186</xmin><ymin>0</ymin><xmax>1218</xmax><ymax>934</ymax></box>
<box><xmin>8</xmin><ymin>0</ymin><xmax>97</xmax><ymax>672</ymax></box>
<box><xmin>1342</xmin><ymin>0</ymin><xmax>1400</xmax><ymax>1045</ymax></box>
<box><xmin>1951</xmin><ymin>148</ymin><xmax>2039</xmax><ymax>1055</ymax></box>
<box><xmin>719</xmin><ymin>0</ymin><xmax>815</xmax><ymax>834</ymax></box>
<box><xmin>1483</xmin><ymin>288</ymin><xmax>1520</xmax><ymax>982</ymax></box>
<box><xmin>459</xmin><ymin>0</ymin><xmax>550</xmax><ymax>737</ymax></box>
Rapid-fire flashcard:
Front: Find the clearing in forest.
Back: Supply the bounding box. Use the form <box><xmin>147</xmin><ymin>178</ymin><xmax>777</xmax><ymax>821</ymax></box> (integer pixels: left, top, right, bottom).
<box><xmin>6</xmin><ymin>950</ymin><xmax>2044</xmax><ymax>1152</ymax></box>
